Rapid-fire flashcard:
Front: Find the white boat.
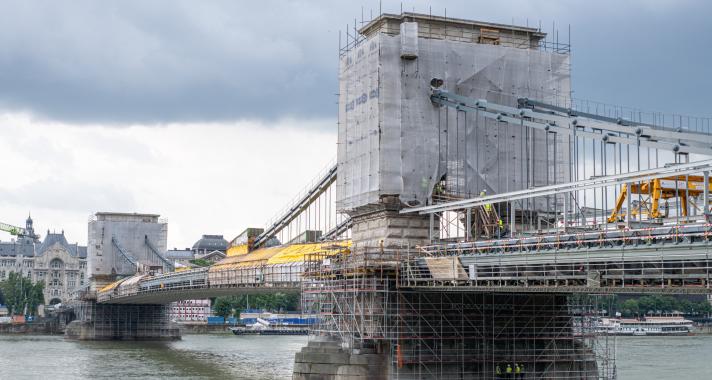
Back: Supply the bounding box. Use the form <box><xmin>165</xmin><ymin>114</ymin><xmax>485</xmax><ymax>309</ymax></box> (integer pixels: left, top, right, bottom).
<box><xmin>595</xmin><ymin>316</ymin><xmax>693</xmax><ymax>336</ymax></box>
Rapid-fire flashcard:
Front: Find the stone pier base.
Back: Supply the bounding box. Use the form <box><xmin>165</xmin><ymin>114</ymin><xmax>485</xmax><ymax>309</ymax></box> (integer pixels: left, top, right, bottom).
<box><xmin>350</xmin><ymin>200</ymin><xmax>433</xmax><ymax>250</ymax></box>
<box><xmin>293</xmin><ymin>336</ymin><xmax>389</xmax><ymax>380</ymax></box>
<box><xmin>65</xmin><ymin>301</ymin><xmax>180</xmax><ymax>341</ymax></box>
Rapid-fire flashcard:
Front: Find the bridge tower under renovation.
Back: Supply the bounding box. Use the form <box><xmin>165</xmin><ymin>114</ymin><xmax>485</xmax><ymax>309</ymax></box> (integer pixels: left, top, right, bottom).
<box><xmin>294</xmin><ymin>13</ymin><xmax>605</xmax><ymax>379</ymax></box>
<box><xmin>66</xmin><ymin>212</ymin><xmax>178</xmax><ymax>340</ymax></box>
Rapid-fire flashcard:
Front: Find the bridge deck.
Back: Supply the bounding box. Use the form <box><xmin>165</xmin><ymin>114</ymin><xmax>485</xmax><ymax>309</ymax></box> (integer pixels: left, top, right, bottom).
<box><xmin>401</xmin><ymin>223</ymin><xmax>712</xmax><ymax>294</ymax></box>
<box><xmin>98</xmin><ymin>223</ymin><xmax>712</xmax><ymax>304</ymax></box>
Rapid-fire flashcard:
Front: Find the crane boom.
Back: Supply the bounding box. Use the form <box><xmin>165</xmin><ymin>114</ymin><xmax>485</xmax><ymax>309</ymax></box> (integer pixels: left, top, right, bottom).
<box><xmin>0</xmin><ymin>221</ymin><xmax>39</xmax><ymax>240</ymax></box>
<box><xmin>0</xmin><ymin>221</ymin><xmax>25</xmax><ymax>236</ymax></box>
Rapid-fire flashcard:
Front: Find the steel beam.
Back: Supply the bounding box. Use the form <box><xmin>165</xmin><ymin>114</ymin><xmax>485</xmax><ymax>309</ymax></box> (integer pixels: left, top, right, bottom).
<box><xmin>432</xmin><ymin>90</ymin><xmax>712</xmax><ymax>154</ymax></box>
<box><xmin>403</xmin><ymin>159</ymin><xmax>712</xmax><ymax>214</ymax></box>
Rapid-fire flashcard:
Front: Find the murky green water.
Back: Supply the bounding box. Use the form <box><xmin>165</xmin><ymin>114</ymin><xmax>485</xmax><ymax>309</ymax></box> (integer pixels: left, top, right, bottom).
<box><xmin>0</xmin><ymin>334</ymin><xmax>709</xmax><ymax>379</ymax></box>
<box><xmin>0</xmin><ymin>334</ymin><xmax>307</xmax><ymax>379</ymax></box>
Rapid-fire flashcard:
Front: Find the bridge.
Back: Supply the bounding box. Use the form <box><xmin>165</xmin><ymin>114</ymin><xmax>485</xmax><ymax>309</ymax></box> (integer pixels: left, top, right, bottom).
<box><xmin>96</xmin><ymin>240</ymin><xmax>348</xmax><ymax>304</ymax></box>
<box><xmin>66</xmin><ymin>12</ymin><xmax>712</xmax><ymax>380</ymax></box>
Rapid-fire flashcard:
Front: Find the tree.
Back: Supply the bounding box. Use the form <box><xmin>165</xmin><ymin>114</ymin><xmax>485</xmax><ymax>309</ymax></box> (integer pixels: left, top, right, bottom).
<box><xmin>212</xmin><ymin>292</ymin><xmax>301</xmax><ymax>318</ymax></box>
<box><xmin>213</xmin><ymin>296</ymin><xmax>238</xmax><ymax>318</ymax></box>
<box><xmin>189</xmin><ymin>258</ymin><xmax>212</xmax><ymax>267</ymax></box>
<box><xmin>697</xmin><ymin>301</ymin><xmax>712</xmax><ymax>316</ymax></box>
<box><xmin>0</xmin><ymin>272</ymin><xmax>45</xmax><ymax>315</ymax></box>
<box><xmin>620</xmin><ymin>299</ymin><xmax>639</xmax><ymax>317</ymax></box>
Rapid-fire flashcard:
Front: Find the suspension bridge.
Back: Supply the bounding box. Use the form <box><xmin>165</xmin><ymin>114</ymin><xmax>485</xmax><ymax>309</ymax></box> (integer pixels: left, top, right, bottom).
<box><xmin>65</xmin><ymin>12</ymin><xmax>712</xmax><ymax>380</ymax></box>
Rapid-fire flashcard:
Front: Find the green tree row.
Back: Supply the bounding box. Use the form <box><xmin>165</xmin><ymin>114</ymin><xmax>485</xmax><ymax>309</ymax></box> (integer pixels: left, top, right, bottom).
<box><xmin>212</xmin><ymin>292</ymin><xmax>300</xmax><ymax>318</ymax></box>
<box><xmin>571</xmin><ymin>294</ymin><xmax>712</xmax><ymax>318</ymax></box>
<box><xmin>0</xmin><ymin>272</ymin><xmax>45</xmax><ymax>315</ymax></box>
<box><xmin>617</xmin><ymin>295</ymin><xmax>712</xmax><ymax>317</ymax></box>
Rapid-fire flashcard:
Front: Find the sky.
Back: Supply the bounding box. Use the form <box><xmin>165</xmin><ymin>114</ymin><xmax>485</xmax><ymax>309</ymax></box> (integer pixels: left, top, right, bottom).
<box><xmin>1</xmin><ymin>0</ymin><xmax>711</xmax><ymax>247</ymax></box>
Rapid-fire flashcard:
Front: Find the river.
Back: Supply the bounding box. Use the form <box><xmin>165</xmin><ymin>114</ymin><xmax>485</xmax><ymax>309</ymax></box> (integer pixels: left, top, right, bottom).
<box><xmin>0</xmin><ymin>334</ymin><xmax>709</xmax><ymax>379</ymax></box>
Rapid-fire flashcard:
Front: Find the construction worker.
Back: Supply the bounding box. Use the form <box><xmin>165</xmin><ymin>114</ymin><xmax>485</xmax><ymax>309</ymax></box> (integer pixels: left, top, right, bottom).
<box><xmin>495</xmin><ymin>364</ymin><xmax>502</xmax><ymax>379</ymax></box>
<box><xmin>481</xmin><ymin>189</ymin><xmax>491</xmax><ymax>213</ymax></box>
<box><xmin>506</xmin><ymin>363</ymin><xmax>513</xmax><ymax>378</ymax></box>
<box><xmin>515</xmin><ymin>363</ymin><xmax>522</xmax><ymax>379</ymax></box>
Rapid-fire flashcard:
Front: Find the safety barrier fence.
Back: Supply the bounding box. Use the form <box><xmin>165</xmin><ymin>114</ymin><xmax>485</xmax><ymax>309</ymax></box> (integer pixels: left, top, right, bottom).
<box><xmin>97</xmin><ymin>264</ymin><xmax>303</xmax><ymax>303</ymax></box>
<box><xmin>400</xmin><ymin>224</ymin><xmax>712</xmax><ymax>293</ymax></box>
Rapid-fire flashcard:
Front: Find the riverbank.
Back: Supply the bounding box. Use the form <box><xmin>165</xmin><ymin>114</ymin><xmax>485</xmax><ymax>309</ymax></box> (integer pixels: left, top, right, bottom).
<box><xmin>0</xmin><ymin>321</ymin><xmax>61</xmax><ymax>335</ymax></box>
<box><xmin>178</xmin><ymin>323</ymin><xmax>233</xmax><ymax>334</ymax></box>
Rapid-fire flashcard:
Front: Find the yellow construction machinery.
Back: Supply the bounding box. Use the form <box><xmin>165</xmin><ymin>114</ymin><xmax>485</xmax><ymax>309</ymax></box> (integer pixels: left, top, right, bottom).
<box><xmin>608</xmin><ymin>175</ymin><xmax>712</xmax><ymax>223</ymax></box>
<box><xmin>0</xmin><ymin>220</ymin><xmax>39</xmax><ymax>241</ymax></box>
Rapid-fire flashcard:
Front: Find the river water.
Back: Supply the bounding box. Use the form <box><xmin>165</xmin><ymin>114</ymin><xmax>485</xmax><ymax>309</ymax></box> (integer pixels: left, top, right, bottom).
<box><xmin>0</xmin><ymin>334</ymin><xmax>709</xmax><ymax>379</ymax></box>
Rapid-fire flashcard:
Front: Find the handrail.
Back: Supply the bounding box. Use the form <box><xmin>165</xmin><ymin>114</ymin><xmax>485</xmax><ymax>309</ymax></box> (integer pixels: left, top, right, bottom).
<box><xmin>416</xmin><ymin>222</ymin><xmax>712</xmax><ymax>257</ymax></box>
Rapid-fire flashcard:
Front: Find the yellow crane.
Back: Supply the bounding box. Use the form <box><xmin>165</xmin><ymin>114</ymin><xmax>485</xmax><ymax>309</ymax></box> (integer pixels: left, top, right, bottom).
<box><xmin>608</xmin><ymin>175</ymin><xmax>711</xmax><ymax>223</ymax></box>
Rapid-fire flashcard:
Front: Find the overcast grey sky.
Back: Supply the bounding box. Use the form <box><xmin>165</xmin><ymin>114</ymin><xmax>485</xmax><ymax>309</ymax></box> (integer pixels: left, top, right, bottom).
<box><xmin>1</xmin><ymin>0</ymin><xmax>711</xmax><ymax>247</ymax></box>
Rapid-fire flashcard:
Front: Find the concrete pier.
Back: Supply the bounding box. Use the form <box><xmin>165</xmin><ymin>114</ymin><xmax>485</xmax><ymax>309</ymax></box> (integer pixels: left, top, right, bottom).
<box><xmin>65</xmin><ymin>301</ymin><xmax>180</xmax><ymax>341</ymax></box>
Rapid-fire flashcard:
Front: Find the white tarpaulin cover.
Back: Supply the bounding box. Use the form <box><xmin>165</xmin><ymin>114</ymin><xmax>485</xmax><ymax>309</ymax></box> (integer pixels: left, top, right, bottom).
<box><xmin>337</xmin><ymin>23</ymin><xmax>571</xmax><ymax>212</ymax></box>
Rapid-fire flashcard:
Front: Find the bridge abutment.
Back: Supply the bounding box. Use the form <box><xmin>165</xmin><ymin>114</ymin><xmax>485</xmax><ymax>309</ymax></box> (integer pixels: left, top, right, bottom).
<box><xmin>65</xmin><ymin>301</ymin><xmax>180</xmax><ymax>341</ymax></box>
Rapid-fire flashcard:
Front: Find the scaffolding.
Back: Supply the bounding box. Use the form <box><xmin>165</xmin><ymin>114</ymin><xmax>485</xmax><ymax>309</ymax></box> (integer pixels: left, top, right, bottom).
<box><xmin>302</xmin><ymin>246</ymin><xmax>616</xmax><ymax>379</ymax></box>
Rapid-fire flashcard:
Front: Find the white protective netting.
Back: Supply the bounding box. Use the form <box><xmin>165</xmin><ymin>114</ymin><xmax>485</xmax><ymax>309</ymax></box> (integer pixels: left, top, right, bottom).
<box><xmin>337</xmin><ymin>22</ymin><xmax>571</xmax><ymax>211</ymax></box>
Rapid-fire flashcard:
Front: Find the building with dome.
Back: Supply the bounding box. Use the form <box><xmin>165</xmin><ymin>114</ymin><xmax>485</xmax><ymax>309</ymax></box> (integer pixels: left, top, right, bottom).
<box><xmin>191</xmin><ymin>234</ymin><xmax>228</xmax><ymax>261</ymax></box>
<box><xmin>166</xmin><ymin>234</ymin><xmax>228</xmax><ymax>268</ymax></box>
<box><xmin>0</xmin><ymin>215</ymin><xmax>87</xmax><ymax>307</ymax></box>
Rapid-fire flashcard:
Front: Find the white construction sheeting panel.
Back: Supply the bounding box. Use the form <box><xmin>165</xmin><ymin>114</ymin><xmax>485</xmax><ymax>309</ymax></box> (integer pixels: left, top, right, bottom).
<box><xmin>400</xmin><ymin>22</ymin><xmax>418</xmax><ymax>59</ymax></box>
<box><xmin>337</xmin><ymin>24</ymin><xmax>571</xmax><ymax>212</ymax></box>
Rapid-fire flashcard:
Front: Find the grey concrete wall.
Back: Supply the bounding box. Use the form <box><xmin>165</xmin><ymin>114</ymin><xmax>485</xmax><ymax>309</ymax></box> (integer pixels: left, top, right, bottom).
<box><xmin>88</xmin><ymin>212</ymin><xmax>167</xmax><ymax>288</ymax></box>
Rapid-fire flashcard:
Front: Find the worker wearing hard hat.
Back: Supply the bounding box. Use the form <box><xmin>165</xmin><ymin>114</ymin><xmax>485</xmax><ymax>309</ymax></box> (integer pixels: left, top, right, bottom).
<box><xmin>481</xmin><ymin>189</ymin><xmax>491</xmax><ymax>213</ymax></box>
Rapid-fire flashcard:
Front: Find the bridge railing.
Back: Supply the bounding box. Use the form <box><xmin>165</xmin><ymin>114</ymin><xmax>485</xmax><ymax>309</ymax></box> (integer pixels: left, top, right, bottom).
<box><xmin>97</xmin><ymin>263</ymin><xmax>304</xmax><ymax>303</ymax></box>
<box><xmin>399</xmin><ymin>224</ymin><xmax>712</xmax><ymax>293</ymax></box>
<box><xmin>417</xmin><ymin>222</ymin><xmax>712</xmax><ymax>256</ymax></box>
<box><xmin>208</xmin><ymin>262</ymin><xmax>303</xmax><ymax>289</ymax></box>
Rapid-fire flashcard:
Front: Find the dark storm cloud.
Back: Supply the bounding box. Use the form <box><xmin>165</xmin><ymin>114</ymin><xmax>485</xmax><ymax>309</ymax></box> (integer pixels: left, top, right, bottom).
<box><xmin>0</xmin><ymin>0</ymin><xmax>341</xmax><ymax>124</ymax></box>
<box><xmin>0</xmin><ymin>0</ymin><xmax>710</xmax><ymax>124</ymax></box>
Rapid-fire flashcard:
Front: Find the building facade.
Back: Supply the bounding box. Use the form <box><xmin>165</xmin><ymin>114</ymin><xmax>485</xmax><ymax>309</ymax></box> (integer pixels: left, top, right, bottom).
<box><xmin>168</xmin><ymin>299</ymin><xmax>212</xmax><ymax>322</ymax></box>
<box><xmin>0</xmin><ymin>216</ymin><xmax>87</xmax><ymax>306</ymax></box>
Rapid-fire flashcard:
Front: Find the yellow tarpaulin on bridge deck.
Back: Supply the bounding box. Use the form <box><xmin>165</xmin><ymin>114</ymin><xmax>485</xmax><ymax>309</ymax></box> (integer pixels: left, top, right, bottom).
<box><xmin>266</xmin><ymin>241</ymin><xmax>351</xmax><ymax>264</ymax></box>
<box><xmin>209</xmin><ymin>240</ymin><xmax>351</xmax><ymax>272</ymax></box>
<box><xmin>226</xmin><ymin>243</ymin><xmax>250</xmax><ymax>257</ymax></box>
<box><xmin>99</xmin><ymin>277</ymin><xmax>128</xmax><ymax>293</ymax></box>
<box><xmin>209</xmin><ymin>246</ymin><xmax>283</xmax><ymax>272</ymax></box>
